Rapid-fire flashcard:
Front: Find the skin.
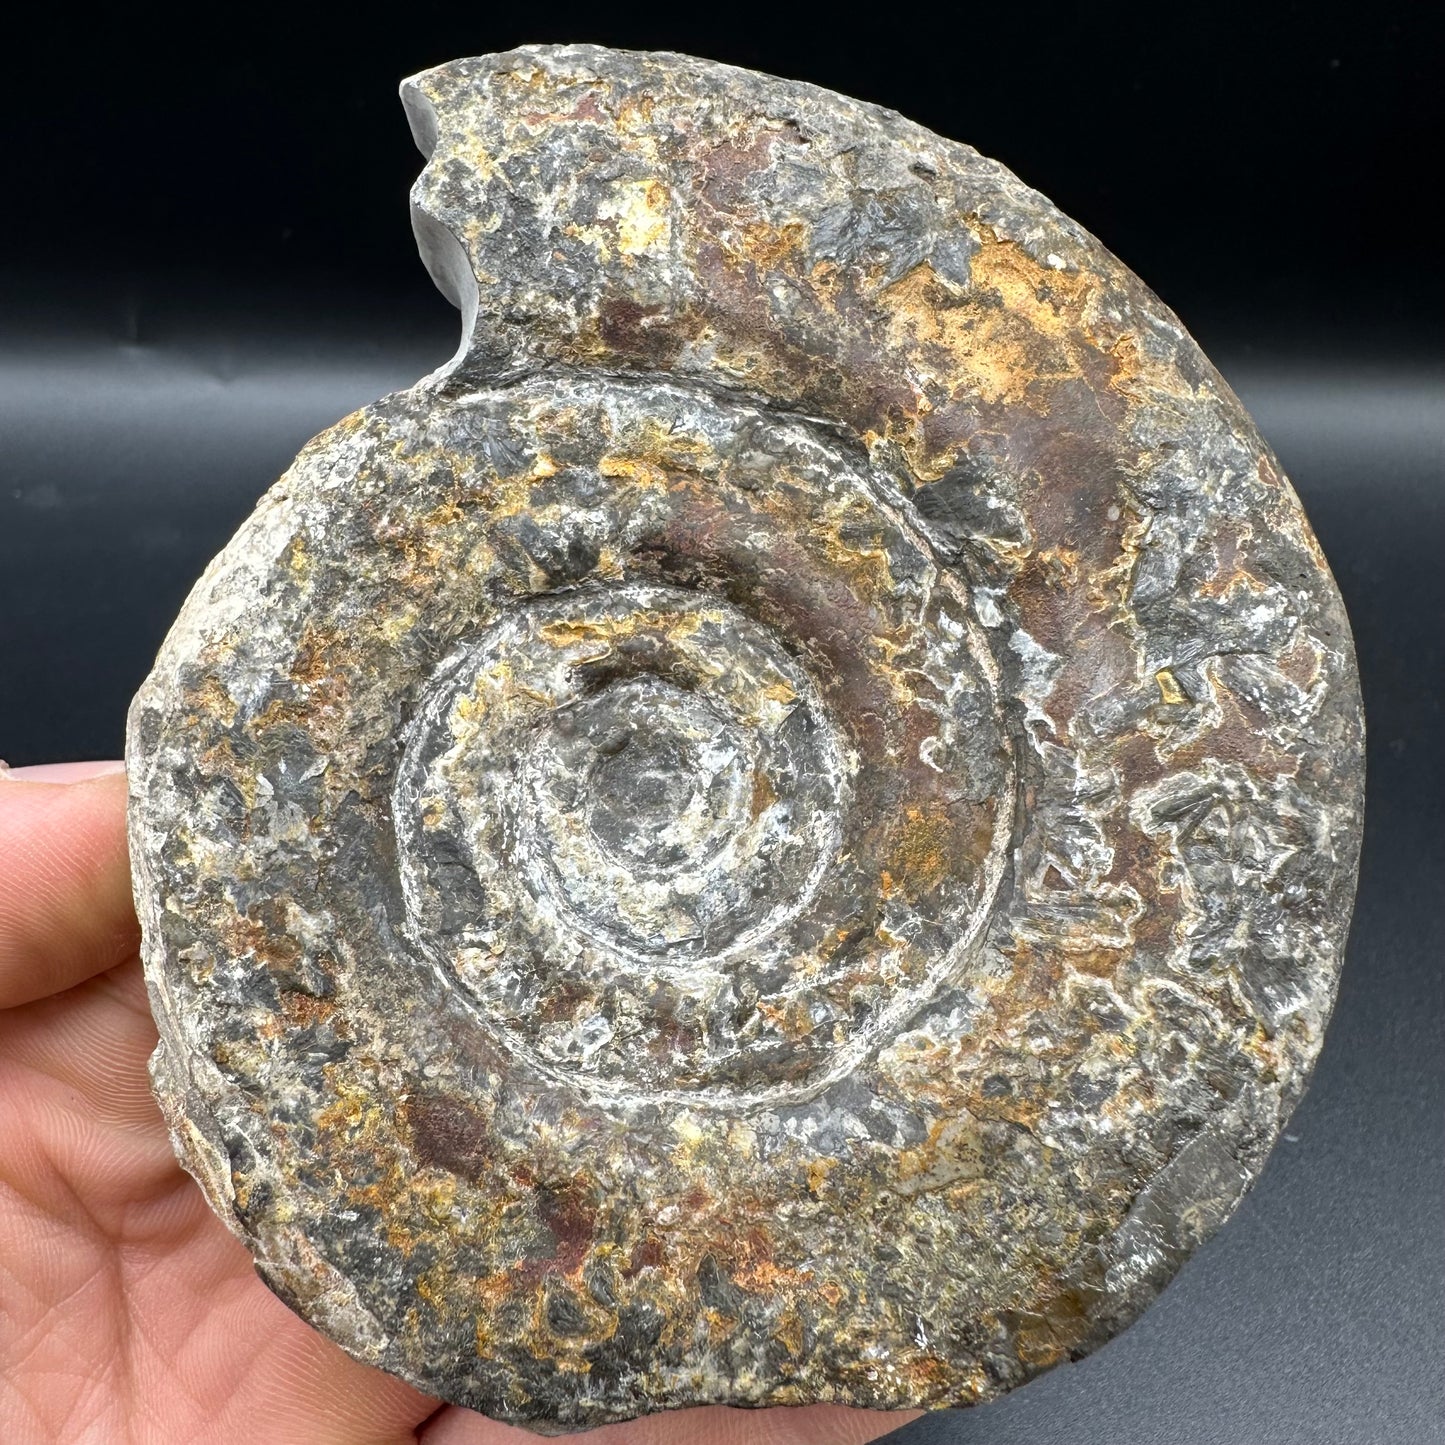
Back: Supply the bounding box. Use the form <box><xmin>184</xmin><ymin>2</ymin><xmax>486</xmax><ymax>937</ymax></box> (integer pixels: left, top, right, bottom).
<box><xmin>0</xmin><ymin>762</ymin><xmax>919</xmax><ymax>1445</ymax></box>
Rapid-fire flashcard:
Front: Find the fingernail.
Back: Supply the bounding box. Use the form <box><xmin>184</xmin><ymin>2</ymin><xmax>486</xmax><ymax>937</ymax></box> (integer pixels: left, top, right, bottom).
<box><xmin>2</xmin><ymin>760</ymin><xmax>128</xmax><ymax>783</ymax></box>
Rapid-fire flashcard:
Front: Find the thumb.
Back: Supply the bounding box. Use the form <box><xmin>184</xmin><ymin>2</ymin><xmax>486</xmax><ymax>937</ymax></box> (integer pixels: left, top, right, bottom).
<box><xmin>0</xmin><ymin>764</ymin><xmax>138</xmax><ymax>1007</ymax></box>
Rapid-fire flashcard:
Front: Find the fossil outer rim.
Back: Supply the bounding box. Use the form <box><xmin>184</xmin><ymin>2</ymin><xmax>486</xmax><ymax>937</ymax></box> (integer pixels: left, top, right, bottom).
<box><xmin>128</xmin><ymin>44</ymin><xmax>1365</xmax><ymax>1432</ymax></box>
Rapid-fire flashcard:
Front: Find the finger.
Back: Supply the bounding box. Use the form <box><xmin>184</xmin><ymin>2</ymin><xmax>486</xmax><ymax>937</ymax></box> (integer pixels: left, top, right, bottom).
<box><xmin>419</xmin><ymin>1401</ymin><xmax>923</xmax><ymax>1444</ymax></box>
<box><xmin>0</xmin><ymin>766</ymin><xmax>138</xmax><ymax>1008</ymax></box>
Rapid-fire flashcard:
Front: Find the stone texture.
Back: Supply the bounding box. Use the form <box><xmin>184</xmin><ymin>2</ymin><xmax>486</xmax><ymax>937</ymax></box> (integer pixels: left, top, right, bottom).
<box><xmin>127</xmin><ymin>45</ymin><xmax>1365</xmax><ymax>1433</ymax></box>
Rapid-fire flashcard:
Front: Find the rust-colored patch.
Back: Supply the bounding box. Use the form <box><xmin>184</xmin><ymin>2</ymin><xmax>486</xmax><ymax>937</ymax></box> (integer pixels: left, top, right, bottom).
<box><xmin>401</xmin><ymin>1091</ymin><xmax>497</xmax><ymax>1177</ymax></box>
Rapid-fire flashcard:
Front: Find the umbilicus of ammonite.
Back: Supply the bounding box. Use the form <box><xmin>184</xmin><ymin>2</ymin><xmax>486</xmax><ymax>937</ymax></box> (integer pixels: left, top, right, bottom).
<box><xmin>127</xmin><ymin>44</ymin><xmax>1364</xmax><ymax>1433</ymax></box>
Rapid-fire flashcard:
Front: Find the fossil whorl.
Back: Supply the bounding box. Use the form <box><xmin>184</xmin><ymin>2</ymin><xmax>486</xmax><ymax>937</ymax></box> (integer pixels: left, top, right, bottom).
<box><xmin>127</xmin><ymin>45</ymin><xmax>1365</xmax><ymax>1431</ymax></box>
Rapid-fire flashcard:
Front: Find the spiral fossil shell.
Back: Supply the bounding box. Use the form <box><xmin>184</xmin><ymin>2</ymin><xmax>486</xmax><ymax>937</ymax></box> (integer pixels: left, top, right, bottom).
<box><xmin>128</xmin><ymin>45</ymin><xmax>1365</xmax><ymax>1430</ymax></box>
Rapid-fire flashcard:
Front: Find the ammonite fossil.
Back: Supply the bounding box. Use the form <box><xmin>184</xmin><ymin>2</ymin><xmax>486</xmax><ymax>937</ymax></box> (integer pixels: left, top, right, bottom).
<box><xmin>127</xmin><ymin>45</ymin><xmax>1365</xmax><ymax>1431</ymax></box>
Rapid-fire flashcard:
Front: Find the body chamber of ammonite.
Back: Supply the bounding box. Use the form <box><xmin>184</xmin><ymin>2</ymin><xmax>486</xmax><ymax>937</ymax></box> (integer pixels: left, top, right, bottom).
<box><xmin>128</xmin><ymin>45</ymin><xmax>1365</xmax><ymax>1431</ymax></box>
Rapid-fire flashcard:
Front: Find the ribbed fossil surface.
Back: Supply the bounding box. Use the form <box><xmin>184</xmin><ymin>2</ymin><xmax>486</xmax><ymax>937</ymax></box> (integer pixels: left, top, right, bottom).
<box><xmin>127</xmin><ymin>45</ymin><xmax>1365</xmax><ymax>1432</ymax></box>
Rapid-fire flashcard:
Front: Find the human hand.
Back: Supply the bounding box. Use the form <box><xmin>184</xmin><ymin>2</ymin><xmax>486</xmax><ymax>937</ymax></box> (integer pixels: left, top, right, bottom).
<box><xmin>0</xmin><ymin>762</ymin><xmax>919</xmax><ymax>1445</ymax></box>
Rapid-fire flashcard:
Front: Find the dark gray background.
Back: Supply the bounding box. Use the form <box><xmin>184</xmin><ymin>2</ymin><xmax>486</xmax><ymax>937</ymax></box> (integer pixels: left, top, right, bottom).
<box><xmin>2</xmin><ymin>3</ymin><xmax>1441</xmax><ymax>1441</ymax></box>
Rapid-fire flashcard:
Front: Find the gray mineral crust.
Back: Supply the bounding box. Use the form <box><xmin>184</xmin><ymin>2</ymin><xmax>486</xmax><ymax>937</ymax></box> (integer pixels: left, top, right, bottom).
<box><xmin>127</xmin><ymin>44</ymin><xmax>1365</xmax><ymax>1433</ymax></box>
